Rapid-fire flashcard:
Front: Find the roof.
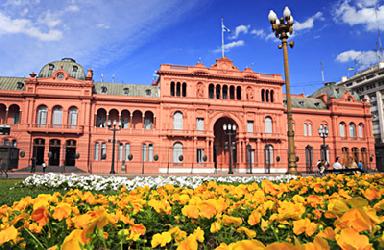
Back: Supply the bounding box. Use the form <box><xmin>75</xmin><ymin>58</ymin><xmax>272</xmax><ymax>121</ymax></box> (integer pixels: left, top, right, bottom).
<box><xmin>94</xmin><ymin>82</ymin><xmax>159</xmax><ymax>97</ymax></box>
<box><xmin>0</xmin><ymin>77</ymin><xmax>25</xmax><ymax>91</ymax></box>
<box><xmin>310</xmin><ymin>83</ymin><xmax>360</xmax><ymax>100</ymax></box>
<box><xmin>39</xmin><ymin>58</ymin><xmax>85</xmax><ymax>80</ymax></box>
<box><xmin>284</xmin><ymin>96</ymin><xmax>327</xmax><ymax>110</ymax></box>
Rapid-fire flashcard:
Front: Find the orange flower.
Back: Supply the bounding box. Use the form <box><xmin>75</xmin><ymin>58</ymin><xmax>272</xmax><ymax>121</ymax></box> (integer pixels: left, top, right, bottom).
<box><xmin>176</xmin><ymin>235</ymin><xmax>198</xmax><ymax>250</ymax></box>
<box><xmin>222</xmin><ymin>215</ymin><xmax>242</xmax><ymax>226</ymax></box>
<box><xmin>62</xmin><ymin>229</ymin><xmax>85</xmax><ymax>250</ymax></box>
<box><xmin>362</xmin><ymin>188</ymin><xmax>381</xmax><ymax>201</ymax></box>
<box><xmin>228</xmin><ymin>240</ymin><xmax>265</xmax><ymax>250</ymax></box>
<box><xmin>237</xmin><ymin>226</ymin><xmax>256</xmax><ymax>239</ymax></box>
<box><xmin>327</xmin><ymin>199</ymin><xmax>349</xmax><ymax>216</ymax></box>
<box><xmin>0</xmin><ymin>226</ymin><xmax>18</xmax><ymax>245</ymax></box>
<box><xmin>248</xmin><ymin>210</ymin><xmax>261</xmax><ymax>225</ymax></box>
<box><xmin>336</xmin><ymin>208</ymin><xmax>374</xmax><ymax>232</ymax></box>
<box><xmin>265</xmin><ymin>242</ymin><xmax>301</xmax><ymax>250</ymax></box>
<box><xmin>304</xmin><ymin>236</ymin><xmax>330</xmax><ymax>250</ymax></box>
<box><xmin>336</xmin><ymin>228</ymin><xmax>373</xmax><ymax>250</ymax></box>
<box><xmin>293</xmin><ymin>218</ymin><xmax>318</xmax><ymax>237</ymax></box>
<box><xmin>127</xmin><ymin>224</ymin><xmax>146</xmax><ymax>241</ymax></box>
<box><xmin>169</xmin><ymin>226</ymin><xmax>187</xmax><ymax>242</ymax></box>
<box><xmin>31</xmin><ymin>206</ymin><xmax>49</xmax><ymax>226</ymax></box>
<box><xmin>182</xmin><ymin>205</ymin><xmax>199</xmax><ymax>219</ymax></box>
<box><xmin>210</xmin><ymin>221</ymin><xmax>222</xmax><ymax>233</ymax></box>
<box><xmin>52</xmin><ymin>203</ymin><xmax>72</xmax><ymax>221</ymax></box>
<box><xmin>277</xmin><ymin>201</ymin><xmax>305</xmax><ymax>221</ymax></box>
<box><xmin>148</xmin><ymin>199</ymin><xmax>172</xmax><ymax>215</ymax></box>
<box><xmin>316</xmin><ymin>227</ymin><xmax>335</xmax><ymax>240</ymax></box>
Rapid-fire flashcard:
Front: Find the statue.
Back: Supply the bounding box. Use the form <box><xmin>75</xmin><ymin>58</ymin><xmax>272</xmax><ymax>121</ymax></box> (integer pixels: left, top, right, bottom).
<box><xmin>246</xmin><ymin>87</ymin><xmax>254</xmax><ymax>100</ymax></box>
<box><xmin>197</xmin><ymin>83</ymin><xmax>204</xmax><ymax>98</ymax></box>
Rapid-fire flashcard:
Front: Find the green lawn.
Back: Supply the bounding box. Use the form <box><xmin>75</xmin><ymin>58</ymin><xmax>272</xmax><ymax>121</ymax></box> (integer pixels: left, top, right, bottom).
<box><xmin>0</xmin><ymin>179</ymin><xmax>66</xmax><ymax>206</ymax></box>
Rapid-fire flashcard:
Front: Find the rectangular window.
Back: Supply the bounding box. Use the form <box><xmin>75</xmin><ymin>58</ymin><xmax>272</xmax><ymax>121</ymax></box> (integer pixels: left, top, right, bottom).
<box><xmin>118</xmin><ymin>143</ymin><xmax>123</xmax><ymax>161</ymax></box>
<box><xmin>13</xmin><ymin>113</ymin><xmax>19</xmax><ymax>124</ymax></box>
<box><xmin>125</xmin><ymin>144</ymin><xmax>131</xmax><ymax>160</ymax></box>
<box><xmin>247</xmin><ymin>121</ymin><xmax>254</xmax><ymax>133</ymax></box>
<box><xmin>101</xmin><ymin>143</ymin><xmax>106</xmax><ymax>160</ymax></box>
<box><xmin>144</xmin><ymin>118</ymin><xmax>152</xmax><ymax>129</ymax></box>
<box><xmin>196</xmin><ymin>118</ymin><xmax>204</xmax><ymax>131</ymax></box>
<box><xmin>94</xmin><ymin>143</ymin><xmax>99</xmax><ymax>160</ymax></box>
<box><xmin>196</xmin><ymin>148</ymin><xmax>204</xmax><ymax>163</ymax></box>
<box><xmin>142</xmin><ymin>144</ymin><xmax>147</xmax><ymax>162</ymax></box>
<box><xmin>148</xmin><ymin>144</ymin><xmax>154</xmax><ymax>162</ymax></box>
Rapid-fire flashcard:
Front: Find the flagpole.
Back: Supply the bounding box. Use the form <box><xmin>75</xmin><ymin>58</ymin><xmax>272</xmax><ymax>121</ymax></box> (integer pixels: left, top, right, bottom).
<box><xmin>221</xmin><ymin>18</ymin><xmax>225</xmax><ymax>58</ymax></box>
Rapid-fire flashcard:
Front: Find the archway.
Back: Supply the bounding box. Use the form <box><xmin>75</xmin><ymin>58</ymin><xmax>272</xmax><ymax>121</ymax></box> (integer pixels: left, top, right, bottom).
<box><xmin>213</xmin><ymin>117</ymin><xmax>238</xmax><ymax>172</ymax></box>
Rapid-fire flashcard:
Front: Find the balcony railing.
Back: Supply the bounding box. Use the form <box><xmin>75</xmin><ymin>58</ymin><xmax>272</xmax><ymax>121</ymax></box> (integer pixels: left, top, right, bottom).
<box><xmin>28</xmin><ymin>124</ymin><xmax>84</xmax><ymax>134</ymax></box>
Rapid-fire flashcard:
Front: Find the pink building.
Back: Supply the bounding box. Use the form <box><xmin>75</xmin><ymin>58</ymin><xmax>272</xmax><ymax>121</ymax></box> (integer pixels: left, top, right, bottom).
<box><xmin>0</xmin><ymin>57</ymin><xmax>376</xmax><ymax>173</ymax></box>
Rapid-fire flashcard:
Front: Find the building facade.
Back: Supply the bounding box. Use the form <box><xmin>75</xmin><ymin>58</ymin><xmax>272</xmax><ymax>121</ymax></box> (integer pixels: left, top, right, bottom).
<box><xmin>338</xmin><ymin>62</ymin><xmax>384</xmax><ymax>171</ymax></box>
<box><xmin>0</xmin><ymin>57</ymin><xmax>376</xmax><ymax>174</ymax></box>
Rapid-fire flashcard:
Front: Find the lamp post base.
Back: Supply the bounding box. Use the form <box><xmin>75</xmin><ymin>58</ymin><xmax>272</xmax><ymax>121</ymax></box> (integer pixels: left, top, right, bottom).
<box><xmin>110</xmin><ymin>170</ymin><xmax>116</xmax><ymax>174</ymax></box>
<box><xmin>287</xmin><ymin>168</ymin><xmax>299</xmax><ymax>175</ymax></box>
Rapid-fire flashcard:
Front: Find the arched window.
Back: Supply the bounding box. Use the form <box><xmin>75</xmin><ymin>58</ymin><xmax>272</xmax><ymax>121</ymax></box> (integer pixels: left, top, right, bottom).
<box><xmin>125</xmin><ymin>143</ymin><xmax>131</xmax><ymax>161</ymax></box>
<box><xmin>170</xmin><ymin>81</ymin><xmax>175</xmax><ymax>96</ymax></box>
<box><xmin>173</xmin><ymin>111</ymin><xmax>183</xmax><ymax>130</ymax></box>
<box><xmin>182</xmin><ymin>82</ymin><xmax>187</xmax><ymax>97</ymax></box>
<box><xmin>222</xmin><ymin>85</ymin><xmax>228</xmax><ymax>99</ymax></box>
<box><xmin>265</xmin><ymin>144</ymin><xmax>274</xmax><ymax>165</ymax></box>
<box><xmin>144</xmin><ymin>111</ymin><xmax>154</xmax><ymax>129</ymax></box>
<box><xmin>304</xmin><ymin>122</ymin><xmax>312</xmax><ymax>136</ymax></box>
<box><xmin>265</xmin><ymin>90</ymin><xmax>269</xmax><ymax>102</ymax></box>
<box><xmin>349</xmin><ymin>123</ymin><xmax>356</xmax><ymax>138</ymax></box>
<box><xmin>209</xmin><ymin>84</ymin><xmax>214</xmax><ymax>99</ymax></box>
<box><xmin>173</xmin><ymin>142</ymin><xmax>183</xmax><ymax>163</ymax></box>
<box><xmin>265</xmin><ymin>116</ymin><xmax>273</xmax><ymax>134</ymax></box>
<box><xmin>339</xmin><ymin>122</ymin><xmax>346</xmax><ymax>137</ymax></box>
<box><xmin>68</xmin><ymin>107</ymin><xmax>78</xmax><ymax>127</ymax></box>
<box><xmin>94</xmin><ymin>143</ymin><xmax>99</xmax><ymax>160</ymax></box>
<box><xmin>176</xmin><ymin>82</ymin><xmax>181</xmax><ymax>96</ymax></box>
<box><xmin>358</xmin><ymin>123</ymin><xmax>364</xmax><ymax>138</ymax></box>
<box><xmin>230</xmin><ymin>86</ymin><xmax>235</xmax><ymax>99</ymax></box>
<box><xmin>96</xmin><ymin>108</ymin><xmax>107</xmax><ymax>127</ymax></box>
<box><xmin>36</xmin><ymin>105</ymin><xmax>48</xmax><ymax>126</ymax></box>
<box><xmin>261</xmin><ymin>89</ymin><xmax>265</xmax><ymax>102</ymax></box>
<box><xmin>216</xmin><ymin>85</ymin><xmax>221</xmax><ymax>99</ymax></box>
<box><xmin>270</xmin><ymin>90</ymin><xmax>274</xmax><ymax>103</ymax></box>
<box><xmin>236</xmin><ymin>86</ymin><xmax>241</xmax><ymax>100</ymax></box>
<box><xmin>52</xmin><ymin>106</ymin><xmax>63</xmax><ymax>127</ymax></box>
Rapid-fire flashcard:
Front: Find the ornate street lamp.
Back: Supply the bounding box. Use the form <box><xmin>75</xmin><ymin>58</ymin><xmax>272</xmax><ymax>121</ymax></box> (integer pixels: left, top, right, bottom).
<box><xmin>268</xmin><ymin>6</ymin><xmax>298</xmax><ymax>174</ymax></box>
<box><xmin>318</xmin><ymin>124</ymin><xmax>329</xmax><ymax>163</ymax></box>
<box><xmin>222</xmin><ymin>123</ymin><xmax>237</xmax><ymax>174</ymax></box>
<box><xmin>107</xmin><ymin>120</ymin><xmax>121</xmax><ymax>174</ymax></box>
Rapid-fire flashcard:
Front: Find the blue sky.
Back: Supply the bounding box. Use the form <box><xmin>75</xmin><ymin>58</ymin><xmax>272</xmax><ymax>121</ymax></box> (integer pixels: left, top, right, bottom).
<box><xmin>0</xmin><ymin>0</ymin><xmax>383</xmax><ymax>95</ymax></box>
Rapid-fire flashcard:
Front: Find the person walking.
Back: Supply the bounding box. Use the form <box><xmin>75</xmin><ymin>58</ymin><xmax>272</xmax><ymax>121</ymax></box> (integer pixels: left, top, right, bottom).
<box><xmin>333</xmin><ymin>157</ymin><xmax>343</xmax><ymax>170</ymax></box>
<box><xmin>42</xmin><ymin>161</ymin><xmax>47</xmax><ymax>173</ymax></box>
<box><xmin>30</xmin><ymin>157</ymin><xmax>36</xmax><ymax>173</ymax></box>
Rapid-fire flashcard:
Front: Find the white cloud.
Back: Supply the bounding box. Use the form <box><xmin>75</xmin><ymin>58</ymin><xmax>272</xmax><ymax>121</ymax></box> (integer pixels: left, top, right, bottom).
<box><xmin>336</xmin><ymin>49</ymin><xmax>381</xmax><ymax>69</ymax></box>
<box><xmin>0</xmin><ymin>0</ymin><xmax>205</xmax><ymax>76</ymax></box>
<box><xmin>294</xmin><ymin>12</ymin><xmax>324</xmax><ymax>31</ymax></box>
<box><xmin>334</xmin><ymin>0</ymin><xmax>384</xmax><ymax>31</ymax></box>
<box><xmin>250</xmin><ymin>29</ymin><xmax>265</xmax><ymax>38</ymax></box>
<box><xmin>230</xmin><ymin>24</ymin><xmax>250</xmax><ymax>39</ymax></box>
<box><xmin>214</xmin><ymin>40</ymin><xmax>245</xmax><ymax>53</ymax></box>
<box><xmin>0</xmin><ymin>12</ymin><xmax>62</xmax><ymax>41</ymax></box>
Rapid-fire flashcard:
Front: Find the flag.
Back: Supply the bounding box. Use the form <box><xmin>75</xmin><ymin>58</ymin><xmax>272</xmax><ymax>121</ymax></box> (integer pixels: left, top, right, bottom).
<box><xmin>222</xmin><ymin>23</ymin><xmax>230</xmax><ymax>33</ymax></box>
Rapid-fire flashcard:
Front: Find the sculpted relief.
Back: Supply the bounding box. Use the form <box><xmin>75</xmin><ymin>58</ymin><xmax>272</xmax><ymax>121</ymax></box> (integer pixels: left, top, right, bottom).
<box><xmin>246</xmin><ymin>86</ymin><xmax>254</xmax><ymax>100</ymax></box>
<box><xmin>196</xmin><ymin>83</ymin><xmax>204</xmax><ymax>98</ymax></box>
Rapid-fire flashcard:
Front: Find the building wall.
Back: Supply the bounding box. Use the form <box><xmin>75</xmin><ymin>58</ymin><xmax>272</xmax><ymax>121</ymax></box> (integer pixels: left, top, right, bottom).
<box><xmin>0</xmin><ymin>58</ymin><xmax>376</xmax><ymax>173</ymax></box>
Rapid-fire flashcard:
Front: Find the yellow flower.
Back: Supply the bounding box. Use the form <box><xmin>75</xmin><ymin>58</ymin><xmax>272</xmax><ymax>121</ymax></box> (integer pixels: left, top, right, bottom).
<box><xmin>148</xmin><ymin>199</ymin><xmax>172</xmax><ymax>215</ymax></box>
<box><xmin>151</xmin><ymin>231</ymin><xmax>172</xmax><ymax>248</ymax></box>
<box><xmin>265</xmin><ymin>242</ymin><xmax>301</xmax><ymax>250</ymax></box>
<box><xmin>0</xmin><ymin>226</ymin><xmax>18</xmax><ymax>245</ymax></box>
<box><xmin>327</xmin><ymin>199</ymin><xmax>349</xmax><ymax>216</ymax></box>
<box><xmin>277</xmin><ymin>201</ymin><xmax>305</xmax><ymax>221</ymax></box>
<box><xmin>293</xmin><ymin>218</ymin><xmax>318</xmax><ymax>237</ymax></box>
<box><xmin>192</xmin><ymin>227</ymin><xmax>204</xmax><ymax>243</ymax></box>
<box><xmin>261</xmin><ymin>218</ymin><xmax>269</xmax><ymax>232</ymax></box>
<box><xmin>169</xmin><ymin>226</ymin><xmax>187</xmax><ymax>242</ymax></box>
<box><xmin>248</xmin><ymin>210</ymin><xmax>261</xmax><ymax>225</ymax></box>
<box><xmin>336</xmin><ymin>228</ymin><xmax>373</xmax><ymax>250</ymax></box>
<box><xmin>304</xmin><ymin>236</ymin><xmax>330</xmax><ymax>250</ymax></box>
<box><xmin>182</xmin><ymin>205</ymin><xmax>199</xmax><ymax>219</ymax></box>
<box><xmin>52</xmin><ymin>203</ymin><xmax>72</xmax><ymax>221</ymax></box>
<box><xmin>222</xmin><ymin>215</ymin><xmax>242</xmax><ymax>226</ymax></box>
<box><xmin>62</xmin><ymin>229</ymin><xmax>85</xmax><ymax>250</ymax></box>
<box><xmin>228</xmin><ymin>239</ymin><xmax>265</xmax><ymax>250</ymax></box>
<box><xmin>210</xmin><ymin>221</ymin><xmax>222</xmax><ymax>233</ymax></box>
<box><xmin>237</xmin><ymin>226</ymin><xmax>256</xmax><ymax>239</ymax></box>
<box><xmin>177</xmin><ymin>235</ymin><xmax>198</xmax><ymax>250</ymax></box>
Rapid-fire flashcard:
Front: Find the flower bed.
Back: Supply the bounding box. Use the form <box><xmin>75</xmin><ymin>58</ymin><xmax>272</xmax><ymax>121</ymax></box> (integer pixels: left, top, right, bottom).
<box><xmin>20</xmin><ymin>173</ymin><xmax>296</xmax><ymax>191</ymax></box>
<box><xmin>0</xmin><ymin>174</ymin><xmax>383</xmax><ymax>249</ymax></box>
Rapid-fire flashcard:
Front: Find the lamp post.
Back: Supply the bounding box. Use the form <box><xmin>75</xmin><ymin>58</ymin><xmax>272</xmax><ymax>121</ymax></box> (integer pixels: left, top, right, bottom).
<box><xmin>107</xmin><ymin>120</ymin><xmax>121</xmax><ymax>174</ymax></box>
<box><xmin>268</xmin><ymin>6</ymin><xmax>298</xmax><ymax>174</ymax></box>
<box><xmin>223</xmin><ymin>123</ymin><xmax>236</xmax><ymax>174</ymax></box>
<box><xmin>318</xmin><ymin>124</ymin><xmax>329</xmax><ymax>163</ymax></box>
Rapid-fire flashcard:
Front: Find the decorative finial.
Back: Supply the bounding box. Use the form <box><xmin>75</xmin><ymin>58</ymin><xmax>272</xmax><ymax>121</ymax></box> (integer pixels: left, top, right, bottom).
<box><xmin>29</xmin><ymin>72</ymin><xmax>36</xmax><ymax>78</ymax></box>
<box><xmin>86</xmin><ymin>69</ymin><xmax>93</xmax><ymax>80</ymax></box>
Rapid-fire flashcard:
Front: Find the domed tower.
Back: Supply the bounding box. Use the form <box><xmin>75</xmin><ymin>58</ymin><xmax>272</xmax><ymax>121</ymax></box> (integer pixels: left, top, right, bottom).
<box><xmin>38</xmin><ymin>58</ymin><xmax>86</xmax><ymax>80</ymax></box>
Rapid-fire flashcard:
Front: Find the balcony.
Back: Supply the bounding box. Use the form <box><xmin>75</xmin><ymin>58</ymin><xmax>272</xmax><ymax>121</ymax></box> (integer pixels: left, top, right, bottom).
<box><xmin>27</xmin><ymin>124</ymin><xmax>84</xmax><ymax>134</ymax></box>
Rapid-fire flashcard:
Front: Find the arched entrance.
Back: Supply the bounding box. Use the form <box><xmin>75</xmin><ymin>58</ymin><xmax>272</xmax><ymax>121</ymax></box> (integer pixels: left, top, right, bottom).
<box><xmin>33</xmin><ymin>138</ymin><xmax>45</xmax><ymax>165</ymax></box>
<box><xmin>213</xmin><ymin>117</ymin><xmax>238</xmax><ymax>172</ymax></box>
<box><xmin>305</xmin><ymin>145</ymin><xmax>313</xmax><ymax>173</ymax></box>
<box><xmin>49</xmin><ymin>139</ymin><xmax>61</xmax><ymax>166</ymax></box>
<box><xmin>65</xmin><ymin>140</ymin><xmax>76</xmax><ymax>166</ymax></box>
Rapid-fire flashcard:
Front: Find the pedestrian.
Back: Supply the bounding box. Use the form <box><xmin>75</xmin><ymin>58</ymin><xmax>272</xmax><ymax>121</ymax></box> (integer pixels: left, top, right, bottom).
<box><xmin>333</xmin><ymin>156</ymin><xmax>343</xmax><ymax>170</ymax></box>
<box><xmin>42</xmin><ymin>161</ymin><xmax>47</xmax><ymax>173</ymax></box>
<box><xmin>31</xmin><ymin>157</ymin><xmax>36</xmax><ymax>173</ymax></box>
<box><xmin>316</xmin><ymin>159</ymin><xmax>325</xmax><ymax>175</ymax></box>
<box><xmin>357</xmin><ymin>160</ymin><xmax>364</xmax><ymax>172</ymax></box>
